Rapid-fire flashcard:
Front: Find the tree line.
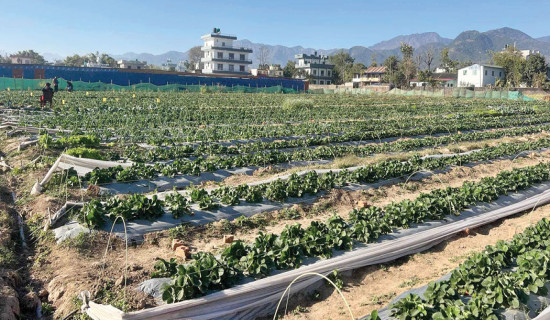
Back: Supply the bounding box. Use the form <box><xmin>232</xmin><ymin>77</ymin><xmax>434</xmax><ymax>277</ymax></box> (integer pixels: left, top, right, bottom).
<box><xmin>277</xmin><ymin>44</ymin><xmax>548</xmax><ymax>89</ymax></box>
<box><xmin>2</xmin><ymin>45</ymin><xmax>548</xmax><ymax>88</ymax></box>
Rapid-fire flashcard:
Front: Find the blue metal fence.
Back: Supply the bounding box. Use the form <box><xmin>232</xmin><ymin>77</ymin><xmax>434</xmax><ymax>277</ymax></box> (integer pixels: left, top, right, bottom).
<box><xmin>0</xmin><ymin>64</ymin><xmax>305</xmax><ymax>90</ymax></box>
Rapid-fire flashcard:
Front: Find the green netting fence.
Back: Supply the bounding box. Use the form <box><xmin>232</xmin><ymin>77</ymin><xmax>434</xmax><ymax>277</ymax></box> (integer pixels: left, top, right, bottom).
<box><xmin>320</xmin><ymin>87</ymin><xmax>534</xmax><ymax>101</ymax></box>
<box><xmin>0</xmin><ymin>77</ymin><xmax>300</xmax><ymax>93</ymax></box>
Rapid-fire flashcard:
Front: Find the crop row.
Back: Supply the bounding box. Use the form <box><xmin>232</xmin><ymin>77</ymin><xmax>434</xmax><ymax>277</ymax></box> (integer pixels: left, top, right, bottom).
<box><xmin>7</xmin><ymin>91</ymin><xmax>542</xmax><ymax>127</ymax></box>
<box><xmin>365</xmin><ymin>217</ymin><xmax>550</xmax><ymax>320</ymax></box>
<box><xmin>119</xmin><ymin>120</ymin><xmax>550</xmax><ymax>161</ymax></box>
<box><xmin>82</xmin><ymin>124</ymin><xmax>550</xmax><ymax>183</ymax></box>
<box><xmin>77</xmin><ymin>138</ymin><xmax>550</xmax><ymax>227</ymax></box>
<box><xmin>63</xmin><ymin>112</ymin><xmax>550</xmax><ymax>145</ymax></box>
<box><xmin>12</xmin><ymin>94</ymin><xmax>549</xmax><ymax>144</ymax></box>
<box><xmin>153</xmin><ymin>161</ymin><xmax>550</xmax><ymax>303</ymax></box>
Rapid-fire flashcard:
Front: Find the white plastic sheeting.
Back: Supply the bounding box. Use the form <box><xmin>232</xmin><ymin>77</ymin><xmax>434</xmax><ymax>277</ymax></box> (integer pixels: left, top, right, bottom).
<box><xmin>40</xmin><ymin>154</ymin><xmax>133</xmax><ymax>186</ymax></box>
<box><xmin>535</xmin><ymin>306</ymin><xmax>550</xmax><ymax>320</ymax></box>
<box><xmin>82</xmin><ymin>184</ymin><xmax>550</xmax><ymax>320</ymax></box>
<box><xmin>50</xmin><ymin>147</ymin><xmax>541</xmax><ymax>241</ymax></box>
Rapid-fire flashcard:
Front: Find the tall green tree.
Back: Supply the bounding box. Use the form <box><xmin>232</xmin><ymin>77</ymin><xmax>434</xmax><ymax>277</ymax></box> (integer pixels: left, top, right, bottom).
<box><xmin>400</xmin><ymin>43</ymin><xmax>414</xmax><ymax>60</ymax></box>
<box><xmin>185</xmin><ymin>46</ymin><xmax>203</xmax><ymax>71</ymax></box>
<box><xmin>370</xmin><ymin>53</ymin><xmax>377</xmax><ymax>67</ymax></box>
<box><xmin>13</xmin><ymin>50</ymin><xmax>46</xmax><ymax>64</ymax></box>
<box><xmin>382</xmin><ymin>55</ymin><xmax>399</xmax><ymax>83</ymax></box>
<box><xmin>491</xmin><ymin>46</ymin><xmax>526</xmax><ymax>87</ymax></box>
<box><xmin>524</xmin><ymin>53</ymin><xmax>547</xmax><ymax>87</ymax></box>
<box><xmin>439</xmin><ymin>48</ymin><xmax>458</xmax><ymax>73</ymax></box>
<box><xmin>399</xmin><ymin>43</ymin><xmax>416</xmax><ymax>85</ymax></box>
<box><xmin>64</xmin><ymin>54</ymin><xmax>86</xmax><ymax>67</ymax></box>
<box><xmin>329</xmin><ymin>50</ymin><xmax>355</xmax><ymax>84</ymax></box>
<box><xmin>283</xmin><ymin>60</ymin><xmax>296</xmax><ymax>78</ymax></box>
<box><xmin>99</xmin><ymin>53</ymin><xmax>117</xmax><ymax>67</ymax></box>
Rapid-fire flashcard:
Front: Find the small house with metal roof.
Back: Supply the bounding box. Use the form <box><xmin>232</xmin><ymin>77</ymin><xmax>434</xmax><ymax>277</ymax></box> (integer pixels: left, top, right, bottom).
<box><xmin>352</xmin><ymin>66</ymin><xmax>387</xmax><ymax>87</ymax></box>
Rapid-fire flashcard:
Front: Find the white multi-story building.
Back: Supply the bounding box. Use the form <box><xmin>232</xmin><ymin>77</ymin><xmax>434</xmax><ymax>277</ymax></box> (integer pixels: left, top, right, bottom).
<box><xmin>457</xmin><ymin>64</ymin><xmax>505</xmax><ymax>87</ymax></box>
<box><xmin>294</xmin><ymin>52</ymin><xmax>334</xmax><ymax>85</ymax></box>
<box><xmin>201</xmin><ymin>29</ymin><xmax>253</xmax><ymax>75</ymax></box>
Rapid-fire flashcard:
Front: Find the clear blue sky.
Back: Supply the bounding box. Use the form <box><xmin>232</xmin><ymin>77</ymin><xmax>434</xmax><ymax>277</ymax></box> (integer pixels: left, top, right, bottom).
<box><xmin>1</xmin><ymin>0</ymin><xmax>549</xmax><ymax>57</ymax></box>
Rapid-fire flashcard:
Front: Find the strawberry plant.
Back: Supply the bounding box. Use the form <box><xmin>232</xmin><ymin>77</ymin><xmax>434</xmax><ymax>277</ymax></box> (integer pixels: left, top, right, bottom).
<box><xmin>164</xmin><ymin>192</ymin><xmax>191</xmax><ymax>218</ymax></box>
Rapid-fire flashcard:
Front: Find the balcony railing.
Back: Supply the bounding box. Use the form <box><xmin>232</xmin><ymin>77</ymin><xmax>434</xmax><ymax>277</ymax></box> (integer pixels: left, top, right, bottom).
<box><xmin>202</xmin><ymin>45</ymin><xmax>253</xmax><ymax>52</ymax></box>
<box><xmin>202</xmin><ymin>57</ymin><xmax>253</xmax><ymax>64</ymax></box>
<box><xmin>353</xmin><ymin>77</ymin><xmax>382</xmax><ymax>82</ymax></box>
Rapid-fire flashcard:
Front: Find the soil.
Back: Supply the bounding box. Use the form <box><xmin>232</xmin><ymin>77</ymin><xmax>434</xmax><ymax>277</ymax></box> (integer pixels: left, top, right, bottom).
<box><xmin>185</xmin><ymin>150</ymin><xmax>550</xmax><ymax>255</ymax></box>
<box><xmin>274</xmin><ymin>204</ymin><xmax>550</xmax><ymax>320</ymax></box>
<box><xmin>3</xmin><ymin>129</ymin><xmax>550</xmax><ymax>319</ymax></box>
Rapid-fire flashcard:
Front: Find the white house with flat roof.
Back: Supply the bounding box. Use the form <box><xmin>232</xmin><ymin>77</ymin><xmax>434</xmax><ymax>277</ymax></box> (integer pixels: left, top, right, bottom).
<box><xmin>117</xmin><ymin>59</ymin><xmax>147</xmax><ymax>70</ymax></box>
<box><xmin>9</xmin><ymin>55</ymin><xmax>33</xmax><ymax>64</ymax></box>
<box><xmin>294</xmin><ymin>52</ymin><xmax>334</xmax><ymax>85</ymax></box>
<box><xmin>457</xmin><ymin>64</ymin><xmax>505</xmax><ymax>87</ymax></box>
<box><xmin>201</xmin><ymin>29</ymin><xmax>253</xmax><ymax>75</ymax></box>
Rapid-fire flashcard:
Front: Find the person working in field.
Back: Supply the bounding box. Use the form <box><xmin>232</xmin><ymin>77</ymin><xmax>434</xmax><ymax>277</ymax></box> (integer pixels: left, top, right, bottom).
<box><xmin>53</xmin><ymin>76</ymin><xmax>59</xmax><ymax>92</ymax></box>
<box><xmin>40</xmin><ymin>83</ymin><xmax>54</xmax><ymax>108</ymax></box>
<box><xmin>66</xmin><ymin>81</ymin><xmax>73</xmax><ymax>92</ymax></box>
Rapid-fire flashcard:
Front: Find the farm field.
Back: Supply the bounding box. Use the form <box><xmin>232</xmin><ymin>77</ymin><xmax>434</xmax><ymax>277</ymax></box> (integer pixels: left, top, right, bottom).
<box><xmin>3</xmin><ymin>91</ymin><xmax>550</xmax><ymax>320</ymax></box>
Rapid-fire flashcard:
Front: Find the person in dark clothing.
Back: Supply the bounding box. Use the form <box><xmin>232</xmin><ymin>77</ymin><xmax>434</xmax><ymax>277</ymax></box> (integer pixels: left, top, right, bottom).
<box><xmin>41</xmin><ymin>83</ymin><xmax>54</xmax><ymax>108</ymax></box>
<box><xmin>66</xmin><ymin>81</ymin><xmax>73</xmax><ymax>92</ymax></box>
<box><xmin>53</xmin><ymin>77</ymin><xmax>59</xmax><ymax>92</ymax></box>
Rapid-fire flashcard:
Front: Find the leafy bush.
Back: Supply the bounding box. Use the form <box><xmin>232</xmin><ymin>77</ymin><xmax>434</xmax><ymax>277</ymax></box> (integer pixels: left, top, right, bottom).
<box><xmin>57</xmin><ymin>135</ymin><xmax>100</xmax><ymax>148</ymax></box>
<box><xmin>38</xmin><ymin>134</ymin><xmax>54</xmax><ymax>149</ymax></box>
<box><xmin>66</xmin><ymin>147</ymin><xmax>103</xmax><ymax>160</ymax></box>
<box><xmin>282</xmin><ymin>98</ymin><xmax>314</xmax><ymax>110</ymax></box>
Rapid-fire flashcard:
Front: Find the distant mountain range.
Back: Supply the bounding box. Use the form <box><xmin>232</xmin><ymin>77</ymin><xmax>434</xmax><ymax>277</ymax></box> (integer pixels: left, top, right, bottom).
<box><xmin>44</xmin><ymin>28</ymin><xmax>550</xmax><ymax>68</ymax></box>
<box><xmin>369</xmin><ymin>32</ymin><xmax>452</xmax><ymax>51</ymax></box>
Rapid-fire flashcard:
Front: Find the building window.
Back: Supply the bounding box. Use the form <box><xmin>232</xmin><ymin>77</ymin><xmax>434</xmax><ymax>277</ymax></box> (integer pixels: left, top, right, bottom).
<box><xmin>222</xmin><ymin>42</ymin><xmax>225</xmax><ymax>47</ymax></box>
<box><xmin>327</xmin><ymin>80</ymin><xmax>331</xmax><ymax>85</ymax></box>
<box><xmin>499</xmin><ymin>72</ymin><xmax>502</xmax><ymax>77</ymax></box>
<box><xmin>312</xmin><ymin>80</ymin><xmax>317</xmax><ymax>84</ymax></box>
<box><xmin>240</xmin><ymin>54</ymin><xmax>245</xmax><ymax>61</ymax></box>
<box><xmin>240</xmin><ymin>65</ymin><xmax>245</xmax><ymax>72</ymax></box>
<box><xmin>217</xmin><ymin>64</ymin><xmax>223</xmax><ymax>71</ymax></box>
<box><xmin>320</xmin><ymin>80</ymin><xmax>324</xmax><ymax>85</ymax></box>
<box><xmin>492</xmin><ymin>71</ymin><xmax>494</xmax><ymax>76</ymax></box>
<box><xmin>229</xmin><ymin>64</ymin><xmax>234</xmax><ymax>71</ymax></box>
<box><xmin>328</xmin><ymin>70</ymin><xmax>331</xmax><ymax>76</ymax></box>
<box><xmin>217</xmin><ymin>52</ymin><xmax>223</xmax><ymax>59</ymax></box>
<box><xmin>313</xmin><ymin>70</ymin><xmax>317</xmax><ymax>75</ymax></box>
<box><xmin>321</xmin><ymin>70</ymin><xmax>325</xmax><ymax>76</ymax></box>
<box><xmin>127</xmin><ymin>66</ymin><xmax>131</xmax><ymax>69</ymax></box>
<box><xmin>229</xmin><ymin>53</ymin><xmax>234</xmax><ymax>60</ymax></box>
<box><xmin>463</xmin><ymin>70</ymin><xmax>467</xmax><ymax>75</ymax></box>
<box><xmin>485</xmin><ymin>70</ymin><xmax>487</xmax><ymax>76</ymax></box>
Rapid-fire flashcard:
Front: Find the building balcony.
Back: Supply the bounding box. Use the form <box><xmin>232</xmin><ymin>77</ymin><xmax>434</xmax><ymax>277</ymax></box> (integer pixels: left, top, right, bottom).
<box><xmin>311</xmin><ymin>75</ymin><xmax>333</xmax><ymax>80</ymax></box>
<box><xmin>202</xmin><ymin>57</ymin><xmax>253</xmax><ymax>64</ymax></box>
<box><xmin>202</xmin><ymin>46</ymin><xmax>253</xmax><ymax>53</ymax></box>
<box><xmin>353</xmin><ymin>77</ymin><xmax>382</xmax><ymax>82</ymax></box>
<box><xmin>207</xmin><ymin>70</ymin><xmax>251</xmax><ymax>75</ymax></box>
<box><xmin>295</xmin><ymin>63</ymin><xmax>335</xmax><ymax>69</ymax></box>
